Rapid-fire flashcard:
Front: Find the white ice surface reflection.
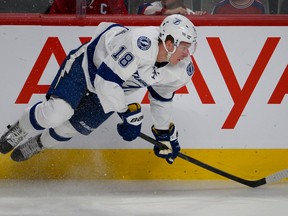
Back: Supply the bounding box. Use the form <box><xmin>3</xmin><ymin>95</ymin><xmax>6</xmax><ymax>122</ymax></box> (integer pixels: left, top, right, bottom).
<box><xmin>0</xmin><ymin>180</ymin><xmax>287</xmax><ymax>216</ymax></box>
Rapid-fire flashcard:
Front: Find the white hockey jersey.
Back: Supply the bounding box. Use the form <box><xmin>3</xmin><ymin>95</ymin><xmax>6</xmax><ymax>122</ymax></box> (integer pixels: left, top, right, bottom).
<box><xmin>80</xmin><ymin>22</ymin><xmax>194</xmax><ymax>129</ymax></box>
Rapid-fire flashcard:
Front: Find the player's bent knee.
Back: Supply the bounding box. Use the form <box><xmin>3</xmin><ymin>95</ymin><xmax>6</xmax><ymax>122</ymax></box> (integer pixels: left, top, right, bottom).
<box><xmin>35</xmin><ymin>97</ymin><xmax>74</xmax><ymax>128</ymax></box>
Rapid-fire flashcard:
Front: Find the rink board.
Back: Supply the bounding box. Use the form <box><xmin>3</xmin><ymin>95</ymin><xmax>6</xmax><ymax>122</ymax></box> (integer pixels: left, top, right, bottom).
<box><xmin>0</xmin><ymin>15</ymin><xmax>287</xmax><ymax>180</ymax></box>
<box><xmin>1</xmin><ymin>149</ymin><xmax>288</xmax><ymax>180</ymax></box>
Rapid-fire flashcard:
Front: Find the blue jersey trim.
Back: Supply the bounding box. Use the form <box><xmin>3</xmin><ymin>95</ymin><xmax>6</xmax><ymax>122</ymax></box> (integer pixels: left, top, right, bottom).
<box><xmin>87</xmin><ymin>24</ymin><xmax>128</xmax><ymax>87</ymax></box>
<box><xmin>97</xmin><ymin>62</ymin><xmax>124</xmax><ymax>85</ymax></box>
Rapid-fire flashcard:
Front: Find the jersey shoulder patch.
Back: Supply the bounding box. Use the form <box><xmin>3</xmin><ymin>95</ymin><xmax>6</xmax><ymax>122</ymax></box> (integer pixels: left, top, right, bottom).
<box><xmin>137</xmin><ymin>36</ymin><xmax>151</xmax><ymax>51</ymax></box>
<box><xmin>186</xmin><ymin>62</ymin><xmax>194</xmax><ymax>76</ymax></box>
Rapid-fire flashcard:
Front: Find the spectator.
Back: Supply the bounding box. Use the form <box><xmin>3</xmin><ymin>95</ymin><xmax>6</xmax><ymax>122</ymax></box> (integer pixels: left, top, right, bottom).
<box><xmin>279</xmin><ymin>0</ymin><xmax>288</xmax><ymax>14</ymax></box>
<box><xmin>48</xmin><ymin>0</ymin><xmax>128</xmax><ymax>14</ymax></box>
<box><xmin>138</xmin><ymin>0</ymin><xmax>207</xmax><ymax>15</ymax></box>
<box><xmin>212</xmin><ymin>0</ymin><xmax>265</xmax><ymax>14</ymax></box>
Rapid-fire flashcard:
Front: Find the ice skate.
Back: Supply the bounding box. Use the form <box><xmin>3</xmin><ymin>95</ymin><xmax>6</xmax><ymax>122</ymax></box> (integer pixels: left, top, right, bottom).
<box><xmin>10</xmin><ymin>135</ymin><xmax>45</xmax><ymax>162</ymax></box>
<box><xmin>0</xmin><ymin>122</ymin><xmax>28</xmax><ymax>154</ymax></box>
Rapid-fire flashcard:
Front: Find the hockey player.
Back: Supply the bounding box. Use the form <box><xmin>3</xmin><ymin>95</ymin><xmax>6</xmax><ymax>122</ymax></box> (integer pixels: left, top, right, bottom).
<box><xmin>0</xmin><ymin>14</ymin><xmax>197</xmax><ymax>164</ymax></box>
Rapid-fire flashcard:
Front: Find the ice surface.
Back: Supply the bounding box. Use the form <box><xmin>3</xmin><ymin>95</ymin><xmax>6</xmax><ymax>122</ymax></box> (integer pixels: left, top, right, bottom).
<box><xmin>0</xmin><ymin>180</ymin><xmax>287</xmax><ymax>216</ymax></box>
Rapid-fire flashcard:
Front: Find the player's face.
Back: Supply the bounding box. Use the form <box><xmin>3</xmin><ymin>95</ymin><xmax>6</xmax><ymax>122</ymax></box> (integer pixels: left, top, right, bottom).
<box><xmin>169</xmin><ymin>42</ymin><xmax>191</xmax><ymax>65</ymax></box>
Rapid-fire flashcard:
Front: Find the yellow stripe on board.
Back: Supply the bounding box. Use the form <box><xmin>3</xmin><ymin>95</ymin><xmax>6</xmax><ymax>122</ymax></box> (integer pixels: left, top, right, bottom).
<box><xmin>0</xmin><ymin>149</ymin><xmax>288</xmax><ymax>180</ymax></box>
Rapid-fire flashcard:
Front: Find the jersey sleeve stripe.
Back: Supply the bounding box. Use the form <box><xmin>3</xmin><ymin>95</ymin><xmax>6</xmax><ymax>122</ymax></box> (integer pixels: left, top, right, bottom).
<box><xmin>97</xmin><ymin>62</ymin><xmax>124</xmax><ymax>85</ymax></box>
<box><xmin>86</xmin><ymin>23</ymin><xmax>128</xmax><ymax>87</ymax></box>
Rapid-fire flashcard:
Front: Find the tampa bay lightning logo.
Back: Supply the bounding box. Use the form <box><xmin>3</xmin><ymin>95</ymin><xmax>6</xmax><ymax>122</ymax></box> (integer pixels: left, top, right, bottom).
<box><xmin>173</xmin><ymin>18</ymin><xmax>182</xmax><ymax>25</ymax></box>
<box><xmin>137</xmin><ymin>36</ymin><xmax>151</xmax><ymax>51</ymax></box>
<box><xmin>186</xmin><ymin>62</ymin><xmax>194</xmax><ymax>76</ymax></box>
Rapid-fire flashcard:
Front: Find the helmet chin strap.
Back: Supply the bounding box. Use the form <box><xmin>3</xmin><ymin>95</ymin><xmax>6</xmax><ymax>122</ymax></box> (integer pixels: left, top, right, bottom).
<box><xmin>163</xmin><ymin>42</ymin><xmax>177</xmax><ymax>63</ymax></box>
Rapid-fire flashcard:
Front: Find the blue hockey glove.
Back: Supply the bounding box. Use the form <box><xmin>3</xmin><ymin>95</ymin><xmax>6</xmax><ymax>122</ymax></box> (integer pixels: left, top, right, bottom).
<box><xmin>152</xmin><ymin>123</ymin><xmax>180</xmax><ymax>164</ymax></box>
<box><xmin>117</xmin><ymin>103</ymin><xmax>143</xmax><ymax>141</ymax></box>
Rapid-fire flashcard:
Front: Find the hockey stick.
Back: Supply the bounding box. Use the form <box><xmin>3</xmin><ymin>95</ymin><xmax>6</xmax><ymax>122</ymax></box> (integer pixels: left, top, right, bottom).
<box><xmin>139</xmin><ymin>132</ymin><xmax>288</xmax><ymax>188</ymax></box>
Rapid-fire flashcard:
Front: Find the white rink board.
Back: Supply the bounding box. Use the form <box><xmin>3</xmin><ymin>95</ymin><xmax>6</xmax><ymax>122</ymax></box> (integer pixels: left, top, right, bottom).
<box><xmin>0</xmin><ymin>25</ymin><xmax>287</xmax><ymax>149</ymax></box>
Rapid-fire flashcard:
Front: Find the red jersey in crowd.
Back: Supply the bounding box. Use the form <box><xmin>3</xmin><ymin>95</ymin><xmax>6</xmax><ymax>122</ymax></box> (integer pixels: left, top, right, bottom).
<box><xmin>212</xmin><ymin>0</ymin><xmax>265</xmax><ymax>14</ymax></box>
<box><xmin>49</xmin><ymin>0</ymin><xmax>128</xmax><ymax>14</ymax></box>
